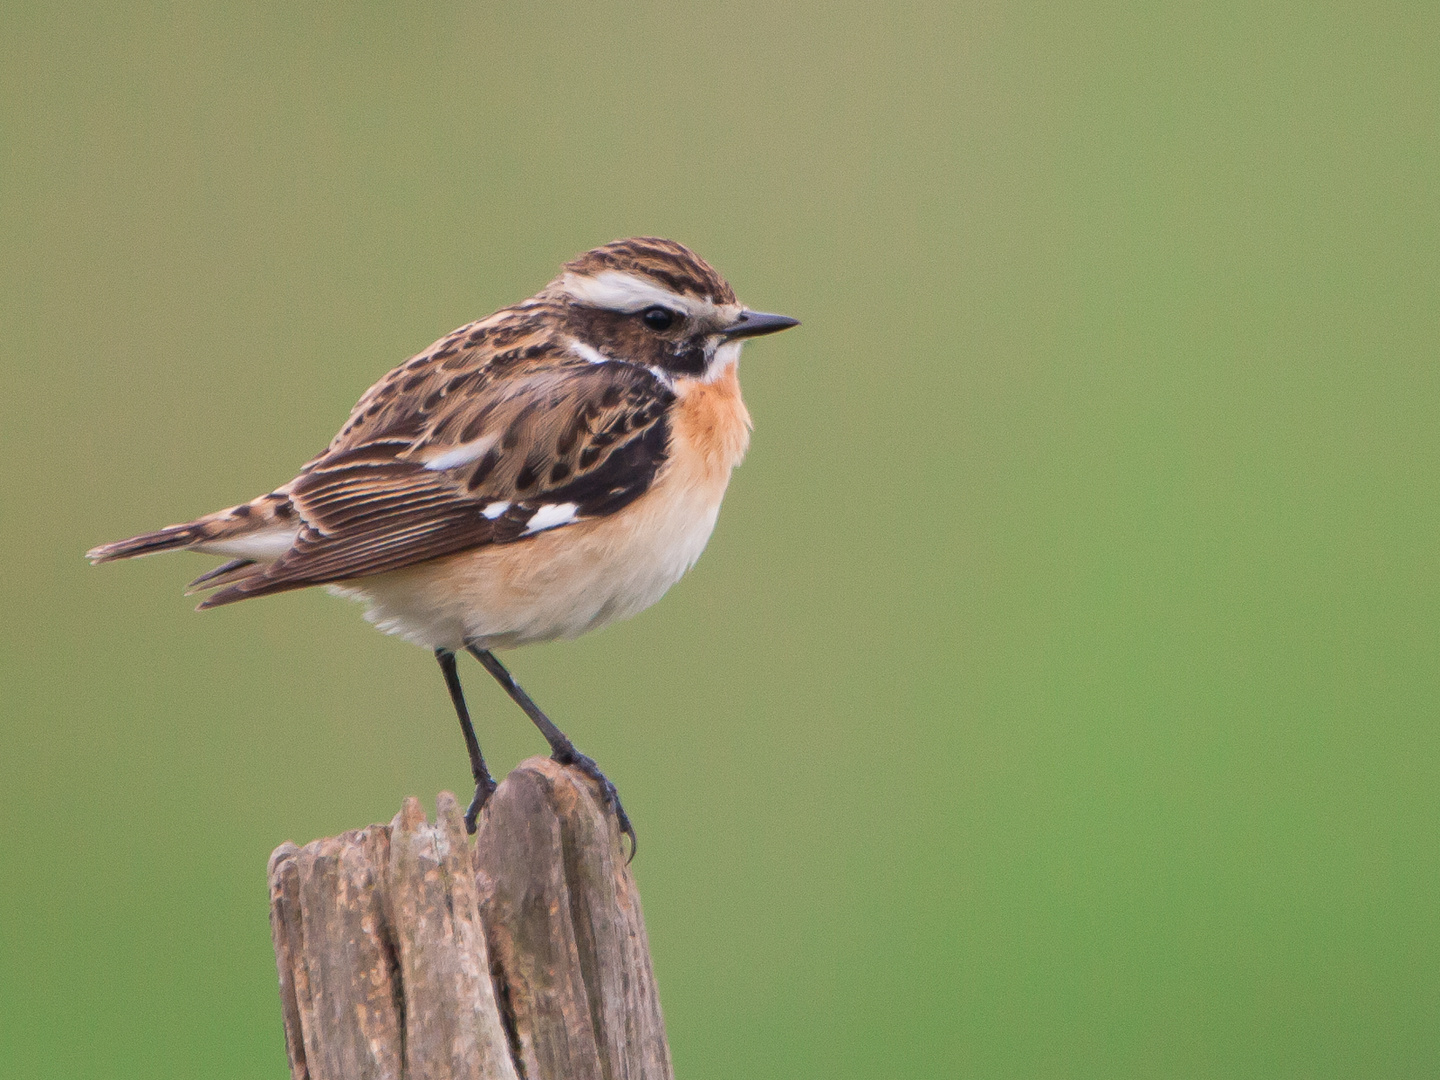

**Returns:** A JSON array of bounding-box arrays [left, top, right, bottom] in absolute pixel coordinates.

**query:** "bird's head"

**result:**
[[546, 237, 798, 383]]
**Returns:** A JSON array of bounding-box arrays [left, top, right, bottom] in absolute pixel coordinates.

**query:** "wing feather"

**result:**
[[199, 324, 675, 607]]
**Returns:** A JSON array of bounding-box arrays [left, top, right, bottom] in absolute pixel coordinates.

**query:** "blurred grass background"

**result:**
[[2, 2, 1437, 1076]]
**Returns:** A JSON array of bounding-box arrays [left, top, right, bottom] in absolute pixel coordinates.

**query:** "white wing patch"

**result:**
[[481, 501, 511, 520], [425, 434, 499, 472], [522, 502, 580, 535]]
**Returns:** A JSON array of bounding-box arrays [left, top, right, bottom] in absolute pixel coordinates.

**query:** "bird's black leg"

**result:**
[[436, 647, 497, 834], [466, 644, 636, 860]]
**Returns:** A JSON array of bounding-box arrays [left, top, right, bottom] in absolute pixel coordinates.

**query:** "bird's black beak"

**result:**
[[722, 310, 801, 340]]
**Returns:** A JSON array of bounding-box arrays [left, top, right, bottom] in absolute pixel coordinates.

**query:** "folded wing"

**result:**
[[199, 354, 675, 607]]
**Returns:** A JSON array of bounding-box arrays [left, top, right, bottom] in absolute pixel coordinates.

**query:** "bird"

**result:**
[[87, 237, 799, 854]]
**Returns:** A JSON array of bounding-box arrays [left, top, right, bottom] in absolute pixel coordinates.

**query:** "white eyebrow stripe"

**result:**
[[560, 270, 696, 315], [568, 338, 611, 365], [522, 502, 579, 534], [424, 433, 498, 471]]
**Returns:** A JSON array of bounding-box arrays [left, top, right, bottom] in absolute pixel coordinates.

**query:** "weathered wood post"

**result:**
[[267, 757, 673, 1080]]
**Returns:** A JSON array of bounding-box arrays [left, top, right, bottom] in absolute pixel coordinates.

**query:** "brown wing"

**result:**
[[322, 307, 559, 455], [198, 319, 675, 607]]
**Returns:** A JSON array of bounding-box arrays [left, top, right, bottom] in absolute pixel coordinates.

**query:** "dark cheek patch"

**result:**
[[667, 343, 707, 377], [565, 308, 710, 378]]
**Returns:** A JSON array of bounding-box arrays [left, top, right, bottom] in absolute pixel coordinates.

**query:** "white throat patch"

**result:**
[[703, 338, 745, 383]]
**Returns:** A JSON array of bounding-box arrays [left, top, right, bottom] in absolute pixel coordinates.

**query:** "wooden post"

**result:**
[[268, 757, 673, 1080]]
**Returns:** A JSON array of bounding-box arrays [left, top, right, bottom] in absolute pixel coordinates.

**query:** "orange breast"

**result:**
[[670, 364, 751, 481]]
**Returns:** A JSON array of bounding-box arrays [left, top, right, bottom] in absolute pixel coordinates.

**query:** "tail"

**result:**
[[87, 520, 221, 563], [87, 493, 300, 601]]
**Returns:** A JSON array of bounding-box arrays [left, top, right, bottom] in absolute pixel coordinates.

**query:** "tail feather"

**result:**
[[87, 493, 300, 611], [87, 522, 212, 564], [196, 573, 314, 609], [185, 558, 258, 593]]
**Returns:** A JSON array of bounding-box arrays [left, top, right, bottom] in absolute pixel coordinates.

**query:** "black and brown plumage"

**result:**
[[88, 237, 799, 848]]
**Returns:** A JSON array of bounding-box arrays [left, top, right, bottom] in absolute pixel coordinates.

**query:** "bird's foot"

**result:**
[[464, 773, 498, 835], [552, 749, 636, 861]]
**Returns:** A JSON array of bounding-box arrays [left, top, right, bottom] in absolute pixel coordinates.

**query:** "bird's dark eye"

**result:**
[[641, 307, 676, 331]]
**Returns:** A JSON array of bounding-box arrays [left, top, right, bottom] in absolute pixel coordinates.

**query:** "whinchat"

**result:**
[[89, 237, 799, 850]]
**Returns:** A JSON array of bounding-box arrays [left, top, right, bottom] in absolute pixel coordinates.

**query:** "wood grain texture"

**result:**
[[267, 759, 670, 1080], [475, 758, 673, 1080]]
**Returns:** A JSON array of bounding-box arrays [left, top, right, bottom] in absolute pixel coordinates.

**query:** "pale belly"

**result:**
[[331, 456, 729, 651]]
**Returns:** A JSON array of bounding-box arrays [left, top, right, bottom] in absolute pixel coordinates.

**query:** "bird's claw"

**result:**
[[552, 750, 637, 861], [464, 774, 498, 835]]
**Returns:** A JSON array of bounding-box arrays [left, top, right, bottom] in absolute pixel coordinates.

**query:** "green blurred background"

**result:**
[[3, 3, 1436, 1076]]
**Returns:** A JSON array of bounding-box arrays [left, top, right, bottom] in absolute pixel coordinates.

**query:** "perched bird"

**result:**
[[88, 237, 798, 852]]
